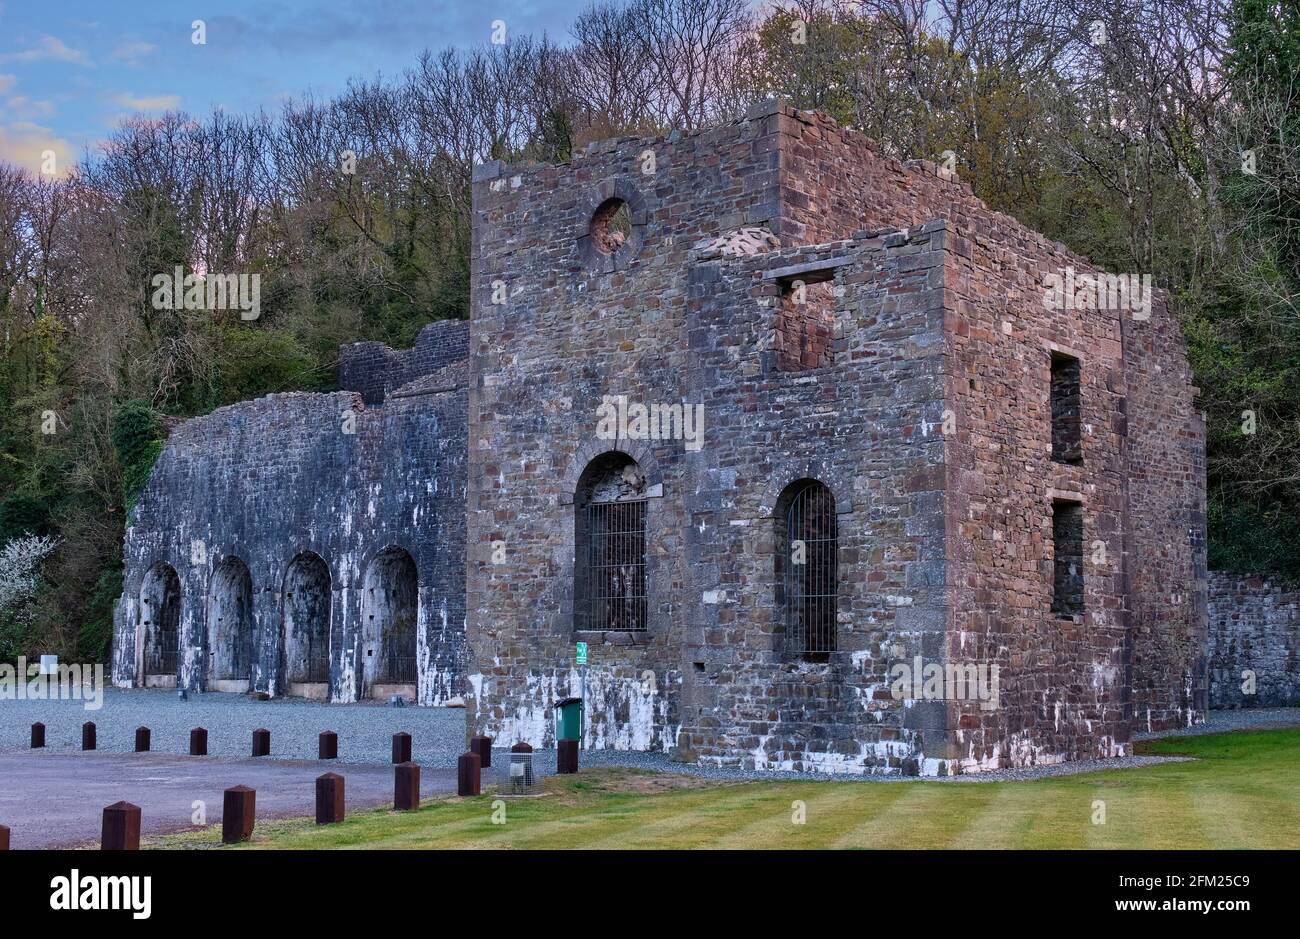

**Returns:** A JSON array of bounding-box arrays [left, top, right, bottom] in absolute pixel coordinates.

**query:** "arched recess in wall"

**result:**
[[139, 562, 181, 688], [206, 555, 255, 692], [361, 546, 418, 700], [280, 551, 332, 699], [774, 479, 839, 661], [574, 451, 648, 632]]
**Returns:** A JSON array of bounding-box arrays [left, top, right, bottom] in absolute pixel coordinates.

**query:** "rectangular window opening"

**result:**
[[776, 274, 837, 372], [579, 499, 647, 632], [1050, 352, 1082, 464], [1051, 499, 1084, 617]]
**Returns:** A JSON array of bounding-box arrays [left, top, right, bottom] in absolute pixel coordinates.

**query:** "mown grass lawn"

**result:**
[[154, 730, 1300, 850]]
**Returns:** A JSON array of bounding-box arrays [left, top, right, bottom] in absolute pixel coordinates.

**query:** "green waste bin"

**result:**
[[557, 697, 583, 741]]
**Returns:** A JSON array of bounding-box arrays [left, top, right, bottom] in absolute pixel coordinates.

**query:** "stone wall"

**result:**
[[466, 116, 790, 751], [1208, 572, 1300, 708], [774, 102, 1207, 745], [339, 320, 470, 405], [677, 228, 950, 774], [466, 100, 1207, 772], [939, 214, 1133, 769], [112, 322, 470, 705]]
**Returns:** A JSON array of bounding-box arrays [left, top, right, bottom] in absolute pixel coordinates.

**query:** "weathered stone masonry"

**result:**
[[111, 319, 470, 705], [112, 100, 1224, 776], [1208, 572, 1300, 708], [465, 100, 1208, 774]]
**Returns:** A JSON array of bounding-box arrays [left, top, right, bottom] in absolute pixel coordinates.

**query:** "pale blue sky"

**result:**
[[0, 0, 585, 172]]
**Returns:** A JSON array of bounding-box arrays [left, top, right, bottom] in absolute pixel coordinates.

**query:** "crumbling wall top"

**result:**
[[338, 318, 469, 405]]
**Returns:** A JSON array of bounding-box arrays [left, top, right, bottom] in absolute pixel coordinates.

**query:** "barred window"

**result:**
[[575, 452, 647, 631], [775, 479, 838, 659]]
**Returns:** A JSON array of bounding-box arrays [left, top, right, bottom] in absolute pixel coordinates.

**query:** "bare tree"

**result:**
[[629, 0, 754, 130]]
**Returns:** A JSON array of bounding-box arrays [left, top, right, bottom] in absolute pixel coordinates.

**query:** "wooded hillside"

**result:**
[[1, 0, 1295, 660]]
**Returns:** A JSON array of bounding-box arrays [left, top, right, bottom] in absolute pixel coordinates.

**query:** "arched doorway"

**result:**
[[281, 552, 332, 699], [206, 555, 254, 692], [361, 547, 417, 701], [139, 562, 181, 688]]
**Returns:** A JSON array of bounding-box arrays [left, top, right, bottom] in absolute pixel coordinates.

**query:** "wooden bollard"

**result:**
[[319, 731, 338, 759], [101, 801, 141, 850], [394, 762, 420, 810], [511, 742, 533, 752], [470, 734, 493, 768], [557, 738, 579, 774], [457, 752, 481, 797], [0, 824, 9, 850], [222, 786, 256, 844], [81, 722, 96, 751], [251, 728, 270, 757], [135, 727, 151, 752], [189, 727, 208, 756], [392, 732, 412, 764], [315, 773, 345, 824], [30, 722, 44, 748]]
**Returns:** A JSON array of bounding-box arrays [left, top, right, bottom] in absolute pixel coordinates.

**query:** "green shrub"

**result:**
[[111, 401, 165, 513]]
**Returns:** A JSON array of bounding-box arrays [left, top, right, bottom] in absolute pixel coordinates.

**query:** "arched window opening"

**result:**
[[775, 480, 838, 660], [575, 452, 648, 632]]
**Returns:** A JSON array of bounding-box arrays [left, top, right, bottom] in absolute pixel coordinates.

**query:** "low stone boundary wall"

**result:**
[[1208, 572, 1300, 708]]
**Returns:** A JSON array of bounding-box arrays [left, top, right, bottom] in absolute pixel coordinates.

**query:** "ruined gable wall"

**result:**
[[112, 377, 469, 705], [677, 228, 950, 774], [467, 118, 785, 750], [772, 102, 1207, 743]]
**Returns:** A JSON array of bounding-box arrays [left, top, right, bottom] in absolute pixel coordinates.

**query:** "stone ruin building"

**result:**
[[112, 321, 470, 706], [113, 100, 1287, 775]]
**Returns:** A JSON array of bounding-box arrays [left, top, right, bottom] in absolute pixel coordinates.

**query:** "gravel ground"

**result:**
[[532, 706, 1300, 784], [0, 687, 467, 766], [533, 747, 1193, 783], [4, 688, 1295, 782], [1132, 706, 1300, 740]]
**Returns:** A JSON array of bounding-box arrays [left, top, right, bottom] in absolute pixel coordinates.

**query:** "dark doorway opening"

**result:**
[[362, 547, 418, 700], [140, 563, 181, 688], [281, 552, 332, 699], [207, 556, 255, 691]]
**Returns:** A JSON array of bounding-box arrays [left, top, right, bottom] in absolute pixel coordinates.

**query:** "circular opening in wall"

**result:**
[[591, 198, 632, 256]]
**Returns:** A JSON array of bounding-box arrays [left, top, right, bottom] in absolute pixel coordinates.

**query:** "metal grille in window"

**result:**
[[147, 621, 178, 676], [583, 499, 647, 631], [780, 482, 838, 658], [379, 620, 417, 683], [305, 637, 330, 684]]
